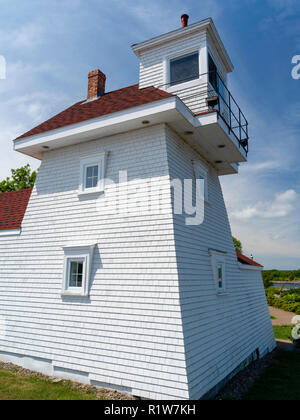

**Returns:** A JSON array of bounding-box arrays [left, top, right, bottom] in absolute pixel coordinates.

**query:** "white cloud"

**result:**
[[0, 23, 44, 49], [111, 0, 223, 35], [0, 58, 73, 180], [231, 223, 300, 259], [232, 189, 297, 220], [242, 160, 281, 172]]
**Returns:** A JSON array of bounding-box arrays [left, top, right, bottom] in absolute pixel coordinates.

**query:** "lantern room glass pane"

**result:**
[[170, 53, 199, 86]]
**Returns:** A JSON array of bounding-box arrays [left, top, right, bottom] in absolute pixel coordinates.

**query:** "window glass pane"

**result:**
[[85, 165, 98, 189], [69, 261, 84, 288], [86, 166, 93, 178], [77, 274, 82, 287], [86, 177, 93, 188], [70, 262, 78, 275], [208, 54, 218, 91], [70, 276, 77, 287], [78, 263, 83, 274], [170, 53, 199, 86], [218, 265, 223, 288], [93, 165, 99, 178]]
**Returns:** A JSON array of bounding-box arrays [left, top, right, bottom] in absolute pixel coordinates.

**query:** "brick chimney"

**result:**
[[87, 69, 106, 100], [181, 14, 189, 28]]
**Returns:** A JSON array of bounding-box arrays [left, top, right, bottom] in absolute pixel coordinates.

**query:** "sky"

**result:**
[[0, 0, 299, 269]]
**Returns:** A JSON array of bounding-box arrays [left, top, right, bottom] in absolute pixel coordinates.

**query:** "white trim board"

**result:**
[[13, 97, 179, 159], [131, 18, 233, 73], [0, 229, 21, 237], [14, 94, 247, 175]]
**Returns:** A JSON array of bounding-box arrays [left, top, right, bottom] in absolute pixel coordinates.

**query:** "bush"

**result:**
[[265, 287, 300, 315]]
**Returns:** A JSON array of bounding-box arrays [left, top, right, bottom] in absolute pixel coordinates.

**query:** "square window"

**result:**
[[170, 52, 199, 86], [78, 153, 107, 197]]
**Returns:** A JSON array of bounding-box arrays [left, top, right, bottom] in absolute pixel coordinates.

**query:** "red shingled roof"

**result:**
[[0, 188, 32, 231], [236, 251, 263, 267], [16, 84, 173, 140]]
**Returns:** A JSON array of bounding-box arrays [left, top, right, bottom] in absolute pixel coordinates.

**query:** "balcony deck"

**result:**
[[158, 71, 249, 174]]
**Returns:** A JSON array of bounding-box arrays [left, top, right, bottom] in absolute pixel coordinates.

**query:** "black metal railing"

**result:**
[[209, 71, 249, 154], [158, 71, 249, 154]]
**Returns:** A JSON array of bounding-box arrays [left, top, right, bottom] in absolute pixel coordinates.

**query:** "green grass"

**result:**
[[271, 316, 277, 320], [244, 351, 300, 400], [0, 369, 104, 400], [273, 325, 293, 341]]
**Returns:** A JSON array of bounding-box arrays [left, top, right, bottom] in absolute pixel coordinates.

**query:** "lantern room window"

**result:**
[[170, 52, 199, 86]]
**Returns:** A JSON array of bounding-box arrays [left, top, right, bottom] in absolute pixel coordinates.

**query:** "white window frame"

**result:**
[[61, 244, 96, 297], [193, 160, 208, 203], [209, 249, 227, 295], [164, 47, 203, 92], [78, 152, 107, 197]]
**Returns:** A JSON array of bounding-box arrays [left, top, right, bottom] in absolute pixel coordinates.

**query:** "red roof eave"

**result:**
[[0, 188, 32, 231], [15, 85, 173, 141], [236, 251, 263, 268]]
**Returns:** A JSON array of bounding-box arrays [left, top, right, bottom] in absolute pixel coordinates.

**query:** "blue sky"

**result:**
[[0, 0, 299, 269]]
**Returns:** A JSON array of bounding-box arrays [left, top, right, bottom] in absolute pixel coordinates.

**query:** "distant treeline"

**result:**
[[262, 269, 300, 288]]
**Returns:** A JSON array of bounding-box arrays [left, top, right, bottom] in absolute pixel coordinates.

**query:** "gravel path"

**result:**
[[0, 361, 136, 400], [269, 306, 294, 325], [215, 351, 276, 400]]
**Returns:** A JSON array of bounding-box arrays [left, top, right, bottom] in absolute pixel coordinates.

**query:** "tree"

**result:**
[[0, 164, 38, 193], [232, 236, 243, 254]]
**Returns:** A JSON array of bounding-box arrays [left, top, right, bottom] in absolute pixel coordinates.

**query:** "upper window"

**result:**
[[85, 165, 99, 189], [79, 152, 107, 196], [170, 52, 199, 86]]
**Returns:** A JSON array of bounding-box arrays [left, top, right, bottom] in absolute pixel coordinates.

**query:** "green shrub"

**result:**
[[265, 287, 300, 315]]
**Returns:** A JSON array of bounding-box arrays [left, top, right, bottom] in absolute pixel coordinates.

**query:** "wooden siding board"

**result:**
[[165, 125, 276, 399]]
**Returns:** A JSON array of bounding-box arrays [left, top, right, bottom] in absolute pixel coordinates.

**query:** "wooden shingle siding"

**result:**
[[0, 123, 275, 399], [165, 126, 276, 399], [0, 125, 190, 400]]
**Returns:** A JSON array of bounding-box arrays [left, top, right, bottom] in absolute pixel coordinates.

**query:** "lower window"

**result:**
[[61, 244, 96, 297], [209, 250, 227, 295], [68, 258, 84, 288]]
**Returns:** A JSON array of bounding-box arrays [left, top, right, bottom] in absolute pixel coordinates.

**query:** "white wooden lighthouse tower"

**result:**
[[0, 15, 276, 400]]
